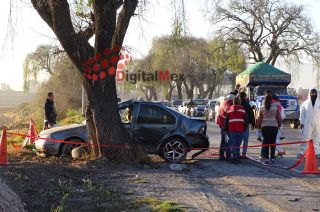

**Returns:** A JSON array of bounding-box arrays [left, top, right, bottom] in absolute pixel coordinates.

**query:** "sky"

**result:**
[[0, 0, 320, 91]]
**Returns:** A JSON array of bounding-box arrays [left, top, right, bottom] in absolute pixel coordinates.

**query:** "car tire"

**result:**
[[160, 138, 188, 163], [71, 146, 89, 159], [60, 139, 83, 157]]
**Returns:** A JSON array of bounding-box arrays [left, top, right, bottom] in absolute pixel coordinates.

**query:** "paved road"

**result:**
[[169, 122, 320, 211], [122, 122, 320, 211], [204, 122, 308, 172]]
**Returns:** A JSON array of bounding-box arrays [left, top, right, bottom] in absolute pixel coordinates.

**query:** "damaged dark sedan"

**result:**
[[35, 100, 209, 163]]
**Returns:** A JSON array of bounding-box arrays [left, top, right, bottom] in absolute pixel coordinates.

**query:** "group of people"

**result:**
[[216, 87, 320, 164], [216, 91, 255, 163]]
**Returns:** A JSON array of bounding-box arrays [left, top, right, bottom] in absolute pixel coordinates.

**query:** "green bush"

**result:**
[[59, 109, 84, 125]]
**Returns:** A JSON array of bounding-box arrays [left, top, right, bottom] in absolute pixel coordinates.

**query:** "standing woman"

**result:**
[[256, 95, 282, 164]]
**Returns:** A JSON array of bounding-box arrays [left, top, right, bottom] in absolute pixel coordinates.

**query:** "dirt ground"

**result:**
[[1, 148, 320, 212], [1, 123, 320, 211]]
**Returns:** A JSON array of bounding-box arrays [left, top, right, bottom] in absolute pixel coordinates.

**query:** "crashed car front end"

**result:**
[[179, 118, 209, 149], [35, 131, 61, 156]]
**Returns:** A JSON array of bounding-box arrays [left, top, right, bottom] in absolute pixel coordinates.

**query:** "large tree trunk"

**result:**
[[150, 87, 158, 101], [31, 0, 142, 161], [183, 79, 194, 99], [85, 78, 132, 159], [165, 82, 175, 101], [176, 80, 183, 99], [208, 86, 215, 99]]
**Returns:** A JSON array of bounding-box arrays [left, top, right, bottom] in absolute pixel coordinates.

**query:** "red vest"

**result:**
[[227, 105, 246, 132], [216, 100, 232, 128]]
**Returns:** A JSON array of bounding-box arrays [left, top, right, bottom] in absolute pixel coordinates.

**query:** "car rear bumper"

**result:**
[[185, 134, 209, 149], [284, 110, 300, 120]]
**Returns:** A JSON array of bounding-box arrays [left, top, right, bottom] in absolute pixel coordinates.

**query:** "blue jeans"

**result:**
[[219, 128, 231, 159], [241, 128, 249, 155], [228, 132, 242, 159]]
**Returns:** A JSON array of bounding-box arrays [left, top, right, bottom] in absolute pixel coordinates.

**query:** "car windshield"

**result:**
[[172, 100, 183, 106], [254, 86, 288, 96], [193, 99, 208, 106], [209, 101, 216, 108]]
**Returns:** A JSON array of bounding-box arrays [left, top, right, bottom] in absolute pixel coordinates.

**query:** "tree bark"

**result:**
[[183, 79, 194, 99], [166, 83, 175, 101], [176, 80, 183, 99], [31, 0, 142, 161]]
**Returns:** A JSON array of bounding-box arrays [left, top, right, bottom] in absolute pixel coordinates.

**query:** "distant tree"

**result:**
[[23, 45, 61, 92], [207, 39, 246, 93], [0, 83, 12, 91], [210, 0, 320, 65]]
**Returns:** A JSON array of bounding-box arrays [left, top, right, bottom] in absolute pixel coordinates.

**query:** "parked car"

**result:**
[[157, 101, 174, 108], [35, 100, 209, 163], [192, 99, 208, 117], [204, 100, 217, 121], [178, 100, 196, 116], [171, 99, 183, 110]]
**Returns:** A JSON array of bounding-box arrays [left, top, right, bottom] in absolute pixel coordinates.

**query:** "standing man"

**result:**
[[216, 93, 235, 160], [298, 88, 320, 158], [44, 92, 57, 130], [239, 92, 255, 158], [225, 96, 248, 163]]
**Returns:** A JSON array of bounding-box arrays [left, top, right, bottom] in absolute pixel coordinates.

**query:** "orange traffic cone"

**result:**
[[22, 119, 37, 147], [30, 119, 37, 144], [0, 129, 8, 166], [303, 140, 320, 174]]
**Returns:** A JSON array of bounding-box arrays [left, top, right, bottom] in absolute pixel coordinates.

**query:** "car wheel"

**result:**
[[71, 146, 89, 159], [60, 139, 83, 157], [161, 138, 188, 163]]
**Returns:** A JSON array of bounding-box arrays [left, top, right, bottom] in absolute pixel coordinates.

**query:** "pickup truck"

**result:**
[[236, 62, 300, 128], [35, 100, 209, 163]]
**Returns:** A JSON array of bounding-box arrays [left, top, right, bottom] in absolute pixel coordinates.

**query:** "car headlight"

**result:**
[[199, 126, 207, 135], [37, 133, 51, 140]]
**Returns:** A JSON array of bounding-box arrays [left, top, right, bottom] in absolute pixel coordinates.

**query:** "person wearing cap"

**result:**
[[216, 93, 235, 160], [225, 96, 248, 163], [298, 88, 320, 158]]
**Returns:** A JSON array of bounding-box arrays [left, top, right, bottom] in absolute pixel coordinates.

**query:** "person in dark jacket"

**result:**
[[239, 92, 255, 158], [44, 92, 57, 129]]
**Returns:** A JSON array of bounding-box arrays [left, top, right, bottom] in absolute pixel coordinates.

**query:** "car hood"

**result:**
[[39, 123, 85, 136]]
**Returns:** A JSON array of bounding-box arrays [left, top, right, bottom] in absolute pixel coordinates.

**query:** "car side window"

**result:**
[[137, 104, 175, 124], [119, 106, 133, 124]]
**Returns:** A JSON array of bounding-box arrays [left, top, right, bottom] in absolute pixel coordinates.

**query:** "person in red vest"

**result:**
[[225, 96, 248, 163], [216, 93, 235, 160]]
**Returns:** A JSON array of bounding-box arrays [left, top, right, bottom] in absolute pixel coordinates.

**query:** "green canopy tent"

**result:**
[[236, 62, 291, 87]]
